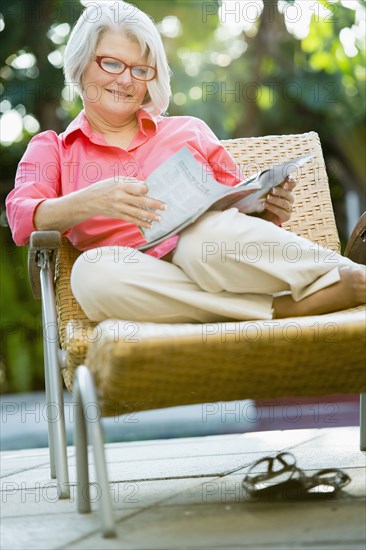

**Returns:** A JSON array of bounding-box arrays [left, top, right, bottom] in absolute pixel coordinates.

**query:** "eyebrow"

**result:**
[[96, 54, 148, 64]]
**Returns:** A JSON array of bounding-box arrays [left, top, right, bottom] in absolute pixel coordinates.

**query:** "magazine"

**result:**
[[137, 147, 312, 250]]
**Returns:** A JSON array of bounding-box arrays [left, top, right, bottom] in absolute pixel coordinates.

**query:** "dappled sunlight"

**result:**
[[339, 27, 358, 57], [47, 22, 70, 44], [0, 110, 23, 145], [47, 49, 64, 69], [157, 15, 182, 38], [278, 0, 314, 40], [7, 52, 36, 70], [219, 0, 264, 35]]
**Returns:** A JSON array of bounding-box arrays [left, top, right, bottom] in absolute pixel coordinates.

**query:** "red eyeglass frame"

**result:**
[[92, 56, 157, 81]]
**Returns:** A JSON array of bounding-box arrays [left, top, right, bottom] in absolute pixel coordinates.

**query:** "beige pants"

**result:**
[[71, 209, 355, 323]]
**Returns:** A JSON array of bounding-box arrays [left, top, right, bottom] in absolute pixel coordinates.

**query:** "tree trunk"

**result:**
[[236, 0, 292, 137]]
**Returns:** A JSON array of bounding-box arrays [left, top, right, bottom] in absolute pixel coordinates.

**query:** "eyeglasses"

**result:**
[[242, 451, 351, 501], [92, 56, 157, 81]]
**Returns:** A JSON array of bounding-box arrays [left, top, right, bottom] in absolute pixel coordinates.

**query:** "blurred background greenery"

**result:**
[[0, 0, 365, 394]]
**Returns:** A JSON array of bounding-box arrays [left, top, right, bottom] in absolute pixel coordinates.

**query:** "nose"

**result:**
[[114, 70, 144, 96], [114, 67, 133, 84]]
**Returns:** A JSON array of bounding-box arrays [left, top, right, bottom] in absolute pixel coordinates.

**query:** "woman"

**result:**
[[6, 1, 365, 323]]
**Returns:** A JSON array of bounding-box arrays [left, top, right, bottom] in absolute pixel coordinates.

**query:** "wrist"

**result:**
[[72, 186, 95, 219]]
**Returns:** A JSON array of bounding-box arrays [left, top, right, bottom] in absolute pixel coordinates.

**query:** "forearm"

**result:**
[[34, 187, 94, 233]]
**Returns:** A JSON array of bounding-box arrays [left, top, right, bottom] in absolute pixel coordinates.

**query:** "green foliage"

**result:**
[[0, 0, 365, 393], [0, 231, 44, 393]]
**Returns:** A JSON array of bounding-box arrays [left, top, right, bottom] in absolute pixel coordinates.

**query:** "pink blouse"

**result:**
[[6, 109, 242, 258]]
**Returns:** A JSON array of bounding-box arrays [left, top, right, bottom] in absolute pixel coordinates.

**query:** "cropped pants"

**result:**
[[71, 209, 355, 323]]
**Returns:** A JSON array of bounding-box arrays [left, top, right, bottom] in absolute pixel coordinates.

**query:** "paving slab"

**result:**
[[2, 512, 106, 550], [63, 500, 366, 550], [1, 477, 217, 518], [0, 427, 365, 550], [0, 448, 74, 478]]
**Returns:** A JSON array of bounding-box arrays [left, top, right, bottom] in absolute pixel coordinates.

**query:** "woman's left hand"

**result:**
[[258, 176, 297, 225]]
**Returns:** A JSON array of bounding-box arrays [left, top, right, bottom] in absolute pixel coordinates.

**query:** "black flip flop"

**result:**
[[242, 452, 351, 501]]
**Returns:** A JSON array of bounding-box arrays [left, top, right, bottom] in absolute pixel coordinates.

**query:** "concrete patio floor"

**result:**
[[1, 426, 365, 549]]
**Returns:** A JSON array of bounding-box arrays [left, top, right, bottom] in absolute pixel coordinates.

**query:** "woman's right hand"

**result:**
[[85, 176, 167, 228], [33, 176, 166, 234]]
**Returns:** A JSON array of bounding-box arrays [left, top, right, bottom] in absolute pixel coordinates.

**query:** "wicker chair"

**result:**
[[28, 132, 366, 537]]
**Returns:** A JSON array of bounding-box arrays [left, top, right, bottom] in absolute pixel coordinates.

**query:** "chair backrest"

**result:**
[[55, 131, 340, 347], [222, 131, 340, 250]]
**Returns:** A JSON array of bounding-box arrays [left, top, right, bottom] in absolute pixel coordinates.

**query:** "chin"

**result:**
[[101, 102, 138, 117]]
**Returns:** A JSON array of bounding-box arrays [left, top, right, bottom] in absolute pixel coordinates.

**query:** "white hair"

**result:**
[[63, 1, 171, 116]]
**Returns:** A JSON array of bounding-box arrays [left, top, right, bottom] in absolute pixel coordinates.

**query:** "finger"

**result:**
[[130, 194, 167, 211], [268, 196, 293, 213], [265, 195, 293, 217], [269, 187, 295, 204], [126, 204, 163, 223], [116, 212, 151, 228], [283, 176, 297, 191], [264, 201, 291, 223], [121, 184, 167, 210], [118, 180, 168, 210], [135, 219, 152, 229], [112, 194, 162, 223], [122, 181, 149, 195]]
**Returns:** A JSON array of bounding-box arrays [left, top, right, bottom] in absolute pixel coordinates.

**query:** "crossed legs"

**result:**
[[71, 209, 365, 322]]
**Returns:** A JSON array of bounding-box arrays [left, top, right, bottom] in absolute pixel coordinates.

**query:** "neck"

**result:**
[[84, 106, 139, 136]]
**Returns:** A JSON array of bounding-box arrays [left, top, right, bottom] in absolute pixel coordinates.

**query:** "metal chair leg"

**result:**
[[40, 260, 70, 498], [360, 393, 366, 451], [73, 365, 116, 538], [43, 340, 56, 479], [74, 385, 91, 514]]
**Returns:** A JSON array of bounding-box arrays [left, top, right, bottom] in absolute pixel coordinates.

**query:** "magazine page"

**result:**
[[139, 147, 260, 244]]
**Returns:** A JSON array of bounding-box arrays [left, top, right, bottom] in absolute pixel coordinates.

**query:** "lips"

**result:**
[[106, 89, 132, 99]]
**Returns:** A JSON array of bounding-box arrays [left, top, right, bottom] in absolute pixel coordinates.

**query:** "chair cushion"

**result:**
[[80, 306, 366, 417]]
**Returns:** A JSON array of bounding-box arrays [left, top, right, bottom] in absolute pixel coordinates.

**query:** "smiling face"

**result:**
[[81, 30, 149, 124]]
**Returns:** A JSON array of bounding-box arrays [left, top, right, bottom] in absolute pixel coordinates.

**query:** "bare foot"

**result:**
[[273, 265, 366, 318]]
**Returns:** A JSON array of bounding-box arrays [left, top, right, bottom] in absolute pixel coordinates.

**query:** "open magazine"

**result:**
[[138, 147, 313, 250]]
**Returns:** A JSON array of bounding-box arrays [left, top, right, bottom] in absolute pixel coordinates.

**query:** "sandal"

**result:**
[[242, 451, 351, 501]]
